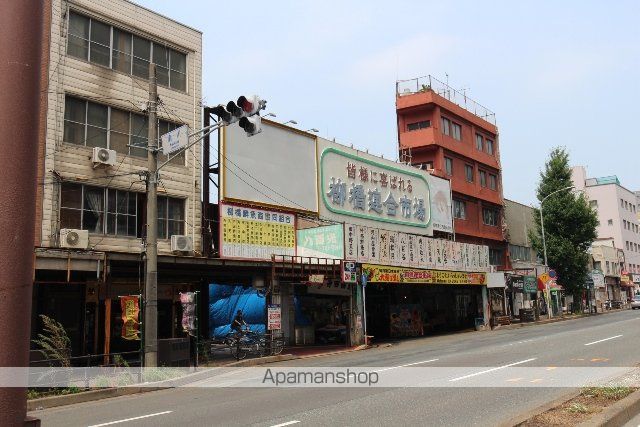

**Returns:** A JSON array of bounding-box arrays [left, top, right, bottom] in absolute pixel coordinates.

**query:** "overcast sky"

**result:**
[[135, 0, 640, 205]]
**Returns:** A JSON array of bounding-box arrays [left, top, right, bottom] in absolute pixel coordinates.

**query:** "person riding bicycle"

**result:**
[[231, 310, 248, 337]]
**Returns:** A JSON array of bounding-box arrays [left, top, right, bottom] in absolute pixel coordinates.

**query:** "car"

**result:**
[[632, 296, 640, 310]]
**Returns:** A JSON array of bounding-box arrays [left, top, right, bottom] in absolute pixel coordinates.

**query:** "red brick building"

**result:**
[[396, 75, 506, 269]]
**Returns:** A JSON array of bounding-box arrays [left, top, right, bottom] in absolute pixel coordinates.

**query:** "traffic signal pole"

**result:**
[[144, 64, 158, 367]]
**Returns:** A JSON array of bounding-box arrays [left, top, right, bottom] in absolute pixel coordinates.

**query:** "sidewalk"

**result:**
[[494, 307, 629, 331], [204, 344, 361, 367]]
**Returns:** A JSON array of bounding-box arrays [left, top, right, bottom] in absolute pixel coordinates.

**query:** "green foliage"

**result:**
[[582, 386, 635, 400], [32, 315, 72, 367], [528, 148, 598, 299], [567, 402, 589, 414]]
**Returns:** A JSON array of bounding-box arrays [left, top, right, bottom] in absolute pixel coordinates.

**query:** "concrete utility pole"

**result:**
[[0, 0, 43, 424], [144, 64, 158, 367]]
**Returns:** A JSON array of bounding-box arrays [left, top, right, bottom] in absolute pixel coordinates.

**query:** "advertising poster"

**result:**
[[417, 235, 427, 267], [356, 226, 370, 263], [180, 292, 196, 335], [379, 229, 390, 265], [267, 304, 282, 330], [368, 227, 380, 264], [428, 175, 453, 234], [362, 264, 487, 285], [408, 234, 418, 267], [220, 203, 295, 260], [297, 224, 344, 259], [389, 231, 399, 265], [344, 223, 357, 261], [425, 237, 436, 269], [398, 233, 409, 266], [434, 239, 444, 270], [389, 304, 423, 338], [120, 296, 140, 341]]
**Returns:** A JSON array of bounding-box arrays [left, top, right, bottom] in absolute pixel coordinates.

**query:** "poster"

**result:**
[[429, 175, 453, 233], [120, 296, 140, 341], [267, 304, 282, 330], [220, 202, 295, 260], [398, 233, 409, 266], [417, 235, 427, 268], [356, 226, 369, 263], [389, 231, 399, 265], [344, 223, 357, 261], [368, 227, 380, 264], [297, 224, 344, 259], [379, 229, 390, 265], [408, 234, 418, 267], [342, 261, 357, 283], [180, 292, 196, 335]]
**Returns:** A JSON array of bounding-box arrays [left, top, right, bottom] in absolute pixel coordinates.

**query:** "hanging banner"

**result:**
[[379, 229, 390, 265], [399, 233, 409, 266], [180, 292, 196, 335], [417, 235, 427, 267], [362, 264, 486, 285], [267, 304, 282, 330], [429, 175, 453, 233], [344, 223, 357, 261], [389, 231, 399, 265], [356, 226, 369, 263], [120, 296, 140, 341], [297, 224, 344, 259], [368, 227, 380, 264], [408, 234, 418, 267]]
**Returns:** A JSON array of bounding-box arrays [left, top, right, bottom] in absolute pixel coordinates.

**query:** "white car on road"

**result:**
[[632, 295, 640, 309]]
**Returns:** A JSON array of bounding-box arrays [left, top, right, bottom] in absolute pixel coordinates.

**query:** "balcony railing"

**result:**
[[397, 75, 496, 125]]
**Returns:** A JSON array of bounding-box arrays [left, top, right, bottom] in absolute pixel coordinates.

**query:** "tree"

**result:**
[[529, 148, 598, 306]]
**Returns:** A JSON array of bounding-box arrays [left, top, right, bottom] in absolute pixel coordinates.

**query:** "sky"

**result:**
[[135, 0, 640, 205]]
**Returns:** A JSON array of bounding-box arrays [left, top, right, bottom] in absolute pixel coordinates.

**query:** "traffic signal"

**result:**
[[210, 95, 266, 136]]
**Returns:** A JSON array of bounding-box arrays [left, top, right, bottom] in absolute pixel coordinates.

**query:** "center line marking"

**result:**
[[449, 358, 537, 382], [270, 421, 300, 427], [375, 358, 439, 372], [584, 335, 622, 346], [88, 411, 172, 427]]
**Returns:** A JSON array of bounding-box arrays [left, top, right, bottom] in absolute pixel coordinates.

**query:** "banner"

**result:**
[[362, 264, 486, 285], [429, 175, 453, 233], [344, 223, 357, 261], [267, 304, 281, 330], [120, 296, 140, 341], [180, 292, 196, 335], [297, 224, 344, 259]]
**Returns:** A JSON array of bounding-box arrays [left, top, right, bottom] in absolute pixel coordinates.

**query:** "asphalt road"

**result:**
[[30, 310, 640, 427]]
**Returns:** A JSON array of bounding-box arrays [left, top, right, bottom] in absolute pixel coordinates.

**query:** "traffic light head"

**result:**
[[211, 104, 234, 124], [226, 100, 244, 119], [239, 115, 262, 137], [237, 95, 266, 116]]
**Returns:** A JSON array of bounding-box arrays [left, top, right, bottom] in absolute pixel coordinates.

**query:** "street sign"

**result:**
[[267, 304, 281, 330], [161, 125, 189, 155], [341, 261, 357, 283], [361, 272, 368, 287], [548, 269, 557, 279]]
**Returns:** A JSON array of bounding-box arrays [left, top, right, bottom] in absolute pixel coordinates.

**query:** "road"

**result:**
[[30, 310, 640, 427]]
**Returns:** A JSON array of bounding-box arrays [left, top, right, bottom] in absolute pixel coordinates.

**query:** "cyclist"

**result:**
[[231, 309, 247, 337]]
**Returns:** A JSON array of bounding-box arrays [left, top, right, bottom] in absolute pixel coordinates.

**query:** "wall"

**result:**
[[41, 0, 202, 255]]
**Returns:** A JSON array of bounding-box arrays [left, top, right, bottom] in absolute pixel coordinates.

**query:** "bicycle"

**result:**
[[227, 327, 265, 360]]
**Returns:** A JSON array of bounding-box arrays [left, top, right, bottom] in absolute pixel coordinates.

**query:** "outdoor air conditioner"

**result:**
[[59, 228, 89, 249], [171, 235, 193, 253], [92, 147, 116, 167]]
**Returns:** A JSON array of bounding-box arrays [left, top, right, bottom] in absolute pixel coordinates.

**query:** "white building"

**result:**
[[33, 0, 202, 356], [572, 167, 640, 294]]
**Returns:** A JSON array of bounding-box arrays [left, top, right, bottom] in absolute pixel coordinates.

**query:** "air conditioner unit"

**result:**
[[171, 235, 193, 253], [60, 228, 89, 249], [92, 147, 116, 167]]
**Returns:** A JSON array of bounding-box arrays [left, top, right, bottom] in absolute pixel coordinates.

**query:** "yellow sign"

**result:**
[[362, 264, 486, 285], [120, 296, 140, 341]]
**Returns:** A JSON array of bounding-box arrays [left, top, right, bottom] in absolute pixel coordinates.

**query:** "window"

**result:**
[[608, 219, 613, 226], [407, 120, 431, 131], [475, 134, 483, 151], [625, 201, 629, 210], [483, 207, 499, 226], [67, 11, 188, 91], [589, 200, 598, 209], [451, 122, 462, 141], [441, 117, 451, 136], [479, 170, 487, 187], [444, 157, 453, 176], [453, 199, 466, 219], [489, 174, 497, 190], [486, 139, 494, 155], [489, 248, 503, 266], [60, 183, 184, 238], [606, 261, 610, 275], [465, 164, 474, 182], [621, 199, 625, 207], [593, 261, 601, 272], [158, 197, 184, 239], [509, 244, 532, 262], [624, 220, 628, 229], [626, 241, 630, 250], [64, 95, 185, 164]]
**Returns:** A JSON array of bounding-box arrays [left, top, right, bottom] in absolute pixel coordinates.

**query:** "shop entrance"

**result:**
[[293, 284, 350, 346], [365, 283, 484, 339]]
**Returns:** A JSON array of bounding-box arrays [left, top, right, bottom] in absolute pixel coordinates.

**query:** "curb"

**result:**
[[578, 388, 640, 427], [496, 390, 580, 427], [27, 345, 369, 411]]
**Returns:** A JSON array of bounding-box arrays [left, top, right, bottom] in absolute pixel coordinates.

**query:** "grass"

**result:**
[[581, 386, 635, 400], [567, 402, 589, 414]]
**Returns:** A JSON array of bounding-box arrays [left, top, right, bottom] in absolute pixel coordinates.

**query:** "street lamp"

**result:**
[[539, 184, 576, 318], [283, 120, 297, 125], [306, 128, 319, 133], [263, 113, 277, 118]]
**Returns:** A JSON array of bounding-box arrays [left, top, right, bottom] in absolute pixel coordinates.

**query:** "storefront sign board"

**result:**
[[361, 264, 487, 285]]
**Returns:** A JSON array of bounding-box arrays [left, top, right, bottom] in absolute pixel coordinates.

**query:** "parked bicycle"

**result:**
[[225, 327, 284, 360]]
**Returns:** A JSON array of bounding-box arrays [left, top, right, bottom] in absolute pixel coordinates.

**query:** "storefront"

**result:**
[[292, 282, 351, 345], [361, 264, 488, 339]]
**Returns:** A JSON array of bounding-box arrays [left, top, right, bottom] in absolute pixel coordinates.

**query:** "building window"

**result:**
[[489, 174, 497, 190], [158, 196, 185, 239], [483, 207, 499, 226], [60, 183, 184, 238], [67, 11, 188, 91], [475, 134, 483, 151], [479, 170, 487, 187], [486, 139, 494, 155], [441, 117, 451, 136], [608, 219, 613, 226], [465, 164, 474, 182], [63, 95, 184, 164], [624, 220, 627, 229], [407, 120, 431, 131], [626, 241, 630, 250], [445, 157, 453, 176], [489, 248, 503, 266], [453, 199, 466, 219], [625, 201, 629, 210], [589, 200, 598, 209], [451, 122, 462, 141], [509, 244, 532, 262], [621, 199, 625, 207]]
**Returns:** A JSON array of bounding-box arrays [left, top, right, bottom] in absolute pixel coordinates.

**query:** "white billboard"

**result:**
[[318, 138, 432, 235], [429, 175, 453, 233], [221, 121, 318, 213]]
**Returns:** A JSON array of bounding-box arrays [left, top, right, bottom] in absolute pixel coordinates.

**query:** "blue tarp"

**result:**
[[208, 284, 266, 339]]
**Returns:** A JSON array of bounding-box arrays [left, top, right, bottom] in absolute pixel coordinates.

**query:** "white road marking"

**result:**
[[449, 358, 537, 382], [374, 358, 439, 372], [584, 335, 623, 346], [87, 411, 172, 427], [270, 421, 300, 427]]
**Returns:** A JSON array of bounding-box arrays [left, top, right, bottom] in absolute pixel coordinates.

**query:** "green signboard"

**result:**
[[523, 276, 537, 293], [296, 224, 344, 259]]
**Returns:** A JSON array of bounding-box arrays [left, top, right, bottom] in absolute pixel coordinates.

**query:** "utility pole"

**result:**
[[144, 63, 158, 367]]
